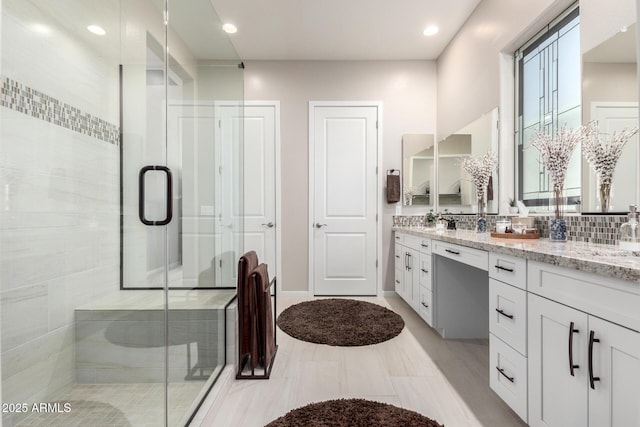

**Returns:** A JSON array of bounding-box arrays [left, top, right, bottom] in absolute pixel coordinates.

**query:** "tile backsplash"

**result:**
[[393, 214, 628, 245]]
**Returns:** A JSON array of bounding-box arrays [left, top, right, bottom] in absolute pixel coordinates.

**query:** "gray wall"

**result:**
[[436, 0, 575, 209], [244, 60, 437, 292], [436, 0, 569, 142]]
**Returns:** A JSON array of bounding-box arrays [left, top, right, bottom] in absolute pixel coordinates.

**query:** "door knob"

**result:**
[[314, 223, 328, 228], [261, 222, 275, 228]]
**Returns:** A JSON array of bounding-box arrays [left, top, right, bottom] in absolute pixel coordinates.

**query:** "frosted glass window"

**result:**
[[515, 5, 581, 211]]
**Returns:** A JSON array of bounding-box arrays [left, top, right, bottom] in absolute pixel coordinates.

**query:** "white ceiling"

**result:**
[[208, 0, 482, 61]]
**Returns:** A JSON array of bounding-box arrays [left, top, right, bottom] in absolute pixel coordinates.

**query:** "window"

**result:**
[[515, 4, 581, 211]]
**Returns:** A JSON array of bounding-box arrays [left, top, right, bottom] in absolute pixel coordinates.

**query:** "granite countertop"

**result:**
[[393, 226, 640, 283]]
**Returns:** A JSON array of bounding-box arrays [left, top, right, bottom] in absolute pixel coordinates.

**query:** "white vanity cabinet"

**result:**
[[528, 262, 640, 427], [488, 252, 528, 422], [417, 242, 433, 326], [393, 227, 640, 427], [394, 232, 432, 317]]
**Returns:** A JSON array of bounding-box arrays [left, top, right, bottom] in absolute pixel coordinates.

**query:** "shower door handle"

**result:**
[[139, 165, 173, 226]]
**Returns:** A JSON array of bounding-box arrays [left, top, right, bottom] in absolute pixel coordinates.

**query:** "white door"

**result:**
[[242, 103, 278, 279], [588, 316, 640, 427], [590, 103, 639, 211], [310, 104, 379, 296], [168, 104, 220, 287], [218, 104, 244, 286], [528, 293, 588, 427]]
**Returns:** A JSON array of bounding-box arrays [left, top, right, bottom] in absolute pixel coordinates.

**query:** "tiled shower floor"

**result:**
[[13, 380, 213, 427]]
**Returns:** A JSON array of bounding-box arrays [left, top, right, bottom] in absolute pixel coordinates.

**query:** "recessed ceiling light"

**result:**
[[31, 24, 51, 35], [423, 25, 439, 37], [87, 25, 106, 36], [222, 23, 237, 34]]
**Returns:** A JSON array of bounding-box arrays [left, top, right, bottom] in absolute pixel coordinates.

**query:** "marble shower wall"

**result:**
[[0, 4, 120, 409]]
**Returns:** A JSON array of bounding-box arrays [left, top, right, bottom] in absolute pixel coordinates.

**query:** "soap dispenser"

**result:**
[[619, 205, 640, 251]]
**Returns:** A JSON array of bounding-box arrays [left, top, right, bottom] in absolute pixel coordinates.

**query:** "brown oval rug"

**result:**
[[265, 398, 444, 426], [276, 299, 404, 346]]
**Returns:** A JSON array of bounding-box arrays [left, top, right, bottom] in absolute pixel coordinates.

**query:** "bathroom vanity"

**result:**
[[393, 227, 640, 426]]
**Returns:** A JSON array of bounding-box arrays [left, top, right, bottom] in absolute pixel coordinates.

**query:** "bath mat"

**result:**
[[265, 398, 444, 427], [276, 299, 404, 346]]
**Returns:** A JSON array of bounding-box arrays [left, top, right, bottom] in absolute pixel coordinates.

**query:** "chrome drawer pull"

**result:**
[[421, 302, 429, 309], [445, 249, 460, 255], [421, 243, 429, 248], [496, 367, 514, 383], [494, 265, 514, 273], [495, 308, 514, 320], [421, 268, 429, 274]]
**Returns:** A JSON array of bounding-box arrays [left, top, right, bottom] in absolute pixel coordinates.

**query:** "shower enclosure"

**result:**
[[1, 0, 243, 425]]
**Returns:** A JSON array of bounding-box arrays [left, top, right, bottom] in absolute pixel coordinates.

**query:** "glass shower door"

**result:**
[[120, 0, 244, 424], [164, 1, 244, 423]]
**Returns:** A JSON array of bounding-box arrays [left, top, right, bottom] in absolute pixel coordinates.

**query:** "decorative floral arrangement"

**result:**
[[403, 185, 417, 196], [581, 120, 639, 212], [460, 152, 498, 232], [460, 152, 498, 203], [403, 184, 417, 204], [531, 124, 590, 218]]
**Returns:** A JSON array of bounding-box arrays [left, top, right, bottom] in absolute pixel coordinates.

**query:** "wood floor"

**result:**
[[191, 295, 527, 427]]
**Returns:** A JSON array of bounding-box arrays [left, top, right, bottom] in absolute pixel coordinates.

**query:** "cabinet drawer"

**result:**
[[394, 232, 404, 244], [489, 252, 526, 290], [418, 286, 433, 326], [432, 240, 488, 271], [419, 238, 431, 254], [489, 279, 527, 355], [394, 269, 402, 294], [419, 253, 432, 290], [395, 244, 403, 266], [528, 261, 640, 332], [490, 334, 528, 423], [404, 234, 421, 251]]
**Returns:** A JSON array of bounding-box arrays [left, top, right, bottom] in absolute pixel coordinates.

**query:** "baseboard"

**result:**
[[381, 290, 399, 297], [278, 290, 398, 298], [278, 290, 313, 297]]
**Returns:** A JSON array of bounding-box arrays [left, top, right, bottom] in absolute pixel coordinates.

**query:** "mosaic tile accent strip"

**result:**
[[393, 214, 629, 245], [1, 75, 119, 145]]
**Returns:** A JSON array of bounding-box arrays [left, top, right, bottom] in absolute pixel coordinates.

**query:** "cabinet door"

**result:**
[[588, 316, 640, 427], [403, 247, 419, 308], [418, 252, 432, 291], [394, 267, 403, 295], [418, 286, 433, 326], [394, 244, 404, 295], [529, 294, 588, 427]]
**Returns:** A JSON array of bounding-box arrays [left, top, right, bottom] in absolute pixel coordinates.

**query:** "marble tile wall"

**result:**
[[393, 214, 629, 245], [0, 4, 121, 412]]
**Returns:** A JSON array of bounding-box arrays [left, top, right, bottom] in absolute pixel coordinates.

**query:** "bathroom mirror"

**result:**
[[437, 108, 499, 214], [402, 134, 435, 207], [581, 0, 638, 212]]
